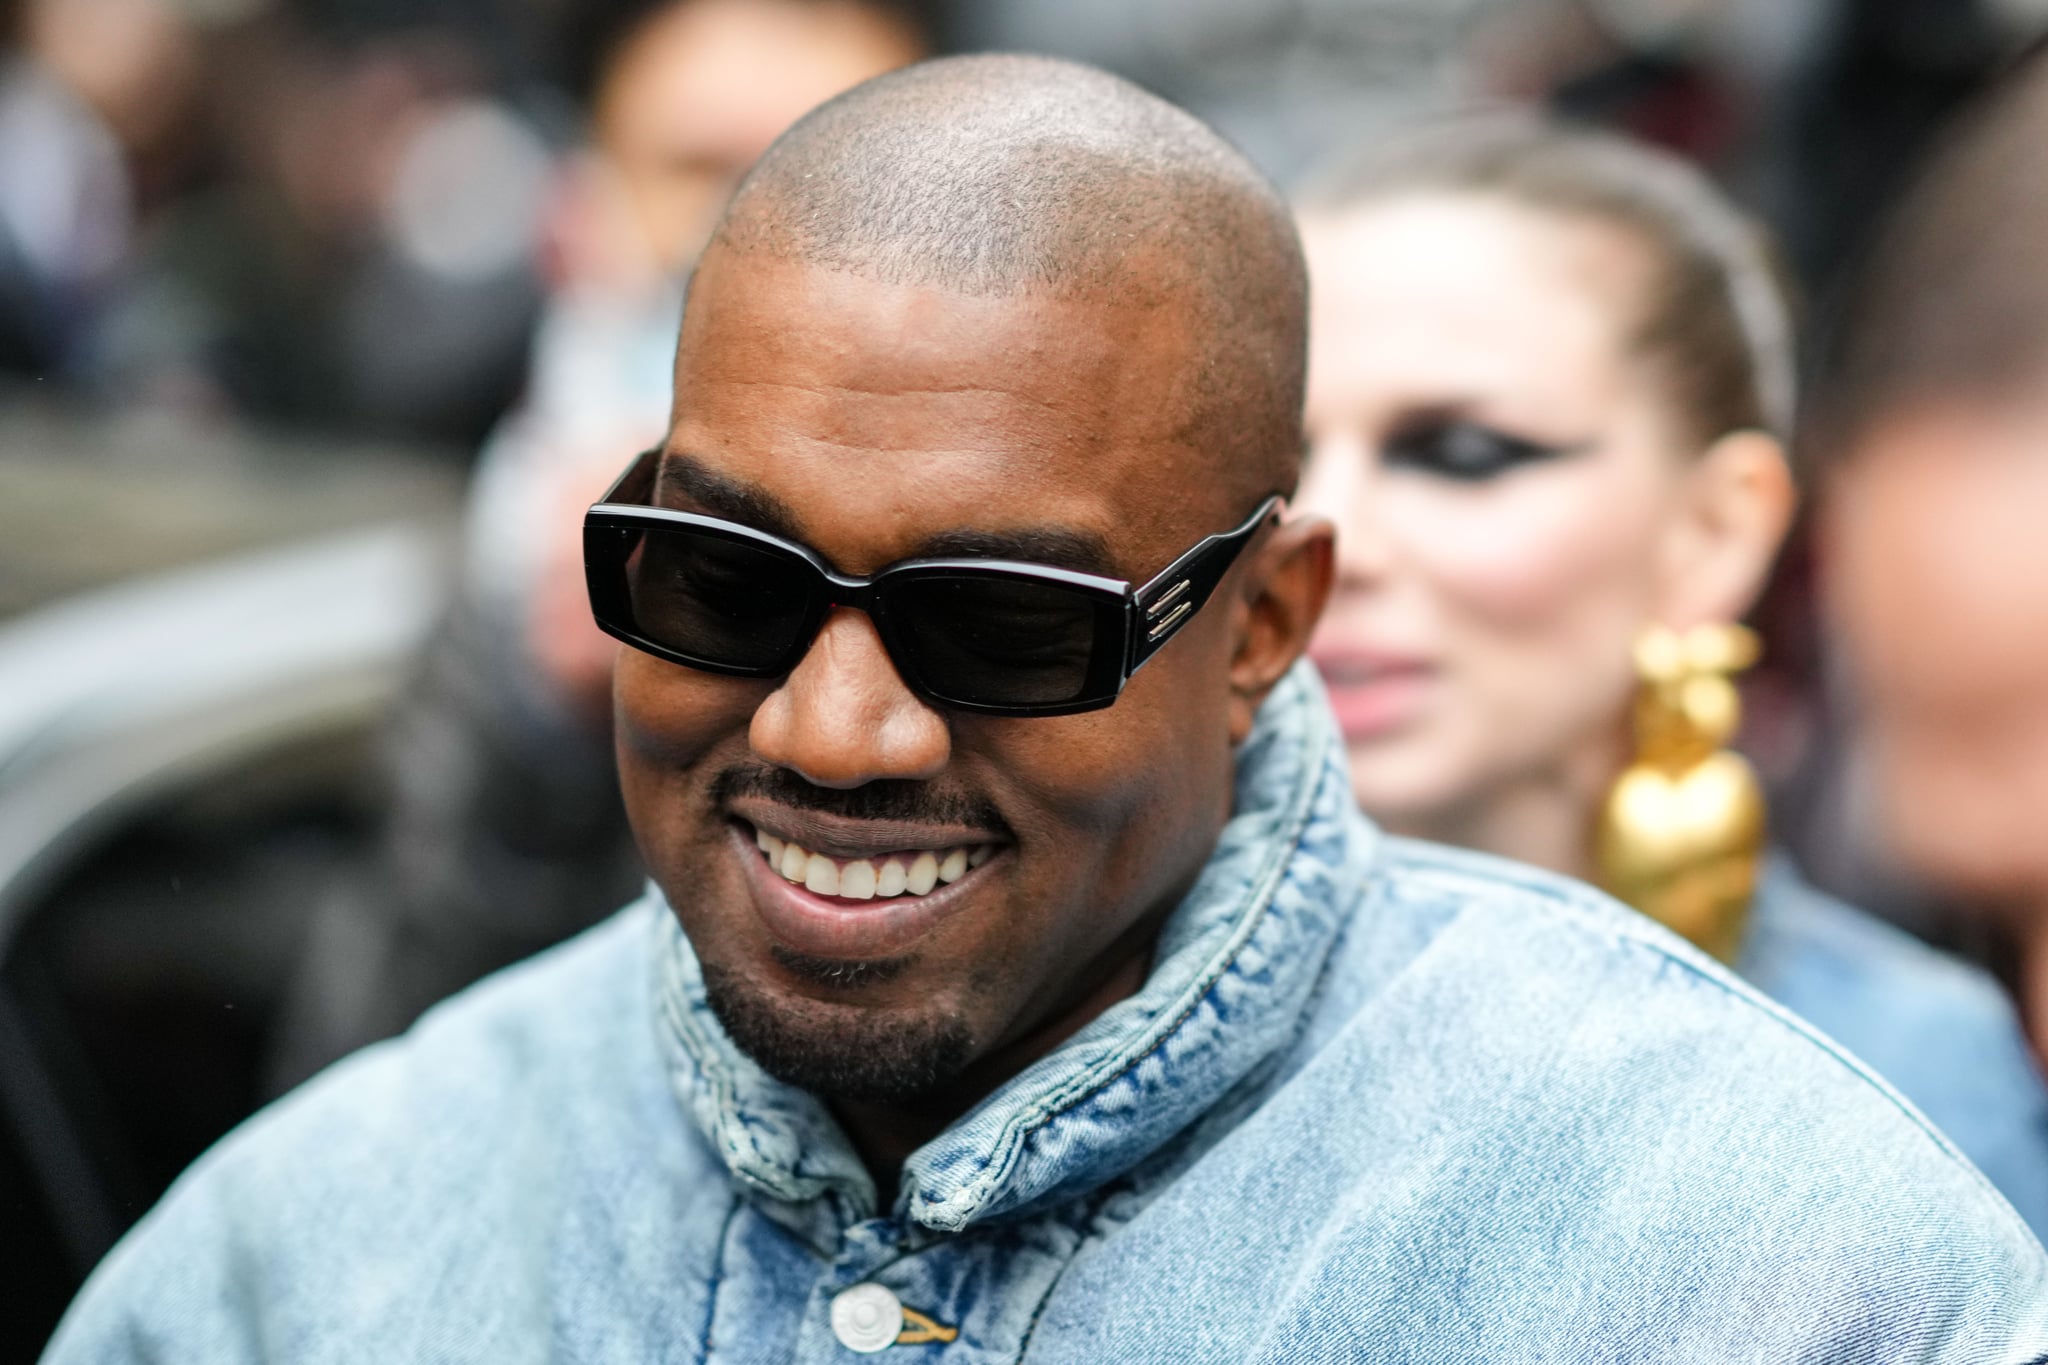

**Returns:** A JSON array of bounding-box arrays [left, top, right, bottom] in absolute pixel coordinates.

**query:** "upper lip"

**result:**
[[1309, 644, 1431, 674], [726, 796, 1005, 861]]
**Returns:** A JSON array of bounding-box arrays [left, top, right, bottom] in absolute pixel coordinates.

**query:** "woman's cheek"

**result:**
[[1391, 472, 1650, 629], [1392, 474, 1659, 747]]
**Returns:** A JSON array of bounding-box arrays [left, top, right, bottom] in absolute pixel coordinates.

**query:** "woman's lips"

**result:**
[[730, 823, 1000, 961], [1311, 647, 1434, 742]]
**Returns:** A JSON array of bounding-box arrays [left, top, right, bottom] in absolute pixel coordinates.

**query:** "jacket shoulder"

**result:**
[[1320, 838, 2036, 1225], [43, 898, 719, 1363], [1041, 840, 2048, 1362]]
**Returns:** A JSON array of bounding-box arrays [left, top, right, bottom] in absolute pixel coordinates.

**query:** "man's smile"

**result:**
[[753, 825, 998, 899], [726, 816, 1007, 963]]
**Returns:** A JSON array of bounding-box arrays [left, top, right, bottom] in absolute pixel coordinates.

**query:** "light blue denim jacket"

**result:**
[[44, 666, 2048, 1362], [1740, 854, 2048, 1239]]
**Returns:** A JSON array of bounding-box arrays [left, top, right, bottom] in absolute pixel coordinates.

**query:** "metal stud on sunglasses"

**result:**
[[584, 447, 1281, 717]]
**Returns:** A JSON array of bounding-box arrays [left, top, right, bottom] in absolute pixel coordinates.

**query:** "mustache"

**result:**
[[709, 763, 1013, 838]]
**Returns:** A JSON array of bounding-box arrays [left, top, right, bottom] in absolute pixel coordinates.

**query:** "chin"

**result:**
[[1342, 735, 1475, 835], [700, 955, 979, 1104]]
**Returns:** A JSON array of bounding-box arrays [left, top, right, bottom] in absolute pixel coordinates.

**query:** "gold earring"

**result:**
[[1594, 623, 1766, 962]]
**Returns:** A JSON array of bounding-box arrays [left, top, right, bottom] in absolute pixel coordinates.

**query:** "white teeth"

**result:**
[[839, 859, 877, 900], [752, 830, 1000, 901], [804, 853, 840, 896]]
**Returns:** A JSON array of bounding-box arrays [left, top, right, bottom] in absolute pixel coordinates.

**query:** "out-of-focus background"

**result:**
[[2, 0, 2045, 1353]]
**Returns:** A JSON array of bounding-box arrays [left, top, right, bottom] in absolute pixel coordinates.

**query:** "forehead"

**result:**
[[666, 249, 1216, 575], [1302, 195, 1651, 415]]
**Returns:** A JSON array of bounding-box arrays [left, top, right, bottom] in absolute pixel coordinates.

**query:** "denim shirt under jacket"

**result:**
[[1739, 853, 2048, 1238], [44, 665, 2048, 1362]]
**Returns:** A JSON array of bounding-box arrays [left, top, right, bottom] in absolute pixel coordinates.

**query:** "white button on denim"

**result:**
[[830, 1283, 902, 1353]]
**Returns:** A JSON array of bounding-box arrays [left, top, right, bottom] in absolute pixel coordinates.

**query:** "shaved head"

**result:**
[[705, 53, 1308, 504]]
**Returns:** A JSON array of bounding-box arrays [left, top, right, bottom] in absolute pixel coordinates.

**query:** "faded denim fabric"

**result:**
[[1739, 854, 2048, 1238], [44, 665, 2048, 1363]]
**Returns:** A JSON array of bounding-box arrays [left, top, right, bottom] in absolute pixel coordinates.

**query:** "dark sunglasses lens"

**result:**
[[625, 526, 815, 670], [886, 574, 1111, 707]]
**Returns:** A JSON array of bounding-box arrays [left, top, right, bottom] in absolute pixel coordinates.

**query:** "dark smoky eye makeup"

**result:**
[[1379, 416, 1586, 483]]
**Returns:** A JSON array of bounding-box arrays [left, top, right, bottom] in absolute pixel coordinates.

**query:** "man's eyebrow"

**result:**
[[656, 449, 1119, 577], [910, 527, 1120, 578], [654, 451, 806, 542]]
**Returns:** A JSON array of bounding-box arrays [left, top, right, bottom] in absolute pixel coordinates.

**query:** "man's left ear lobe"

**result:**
[[1227, 514, 1336, 743]]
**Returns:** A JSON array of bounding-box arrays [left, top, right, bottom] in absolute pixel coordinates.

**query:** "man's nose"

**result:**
[[1298, 434, 1392, 586], [748, 608, 951, 788]]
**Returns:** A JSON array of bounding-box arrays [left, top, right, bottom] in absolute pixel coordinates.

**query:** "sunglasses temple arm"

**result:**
[[1126, 495, 1283, 675]]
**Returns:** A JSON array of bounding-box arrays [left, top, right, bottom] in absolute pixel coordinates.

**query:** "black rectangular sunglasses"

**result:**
[[583, 448, 1281, 717]]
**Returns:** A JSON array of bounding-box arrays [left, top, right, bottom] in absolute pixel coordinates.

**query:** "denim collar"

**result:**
[[652, 661, 1374, 1235]]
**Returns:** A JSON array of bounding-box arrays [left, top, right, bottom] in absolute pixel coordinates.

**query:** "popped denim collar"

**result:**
[[652, 661, 1375, 1236]]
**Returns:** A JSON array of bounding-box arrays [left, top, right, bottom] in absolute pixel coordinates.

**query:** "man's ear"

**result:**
[[1227, 513, 1336, 743], [1652, 430, 1797, 628]]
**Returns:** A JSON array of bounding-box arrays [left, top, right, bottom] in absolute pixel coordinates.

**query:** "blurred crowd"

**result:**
[[0, 0, 933, 438], [8, 0, 2042, 435], [9, 0, 2048, 1352]]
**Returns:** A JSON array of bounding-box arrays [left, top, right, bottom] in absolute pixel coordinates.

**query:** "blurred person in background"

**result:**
[[1294, 113, 2048, 1232], [86, 6, 554, 440], [470, 0, 933, 726], [1811, 43, 2048, 1077], [267, 0, 928, 1087], [0, 0, 204, 378]]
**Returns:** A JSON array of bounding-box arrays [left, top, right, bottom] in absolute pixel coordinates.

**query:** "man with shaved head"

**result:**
[[47, 56, 2048, 1362]]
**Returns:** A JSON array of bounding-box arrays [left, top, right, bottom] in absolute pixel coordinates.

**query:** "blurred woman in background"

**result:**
[[1295, 114, 2048, 1230]]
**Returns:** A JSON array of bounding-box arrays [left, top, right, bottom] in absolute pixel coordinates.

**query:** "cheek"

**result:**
[[988, 639, 1236, 904], [1824, 474, 1936, 685], [1873, 704, 2048, 901], [1386, 465, 1666, 735], [1827, 459, 2048, 898], [613, 654, 768, 843], [1389, 468, 1661, 628], [1829, 465, 2048, 703]]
